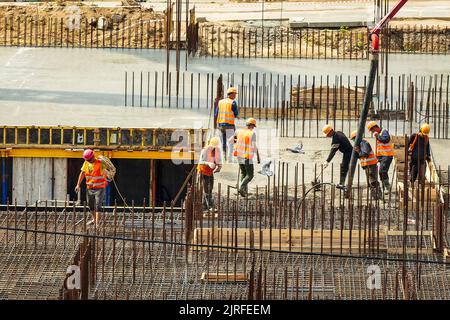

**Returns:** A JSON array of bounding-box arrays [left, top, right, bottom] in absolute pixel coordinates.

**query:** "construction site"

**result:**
[[0, 0, 449, 303]]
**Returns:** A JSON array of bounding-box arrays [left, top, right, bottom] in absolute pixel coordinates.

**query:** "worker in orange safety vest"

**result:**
[[232, 118, 260, 197], [75, 149, 108, 226], [215, 87, 239, 160], [367, 121, 395, 195], [350, 131, 381, 200]]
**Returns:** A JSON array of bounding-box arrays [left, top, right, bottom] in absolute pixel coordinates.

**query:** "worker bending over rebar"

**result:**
[[197, 137, 222, 212], [75, 149, 108, 226], [322, 125, 353, 190], [350, 131, 381, 200]]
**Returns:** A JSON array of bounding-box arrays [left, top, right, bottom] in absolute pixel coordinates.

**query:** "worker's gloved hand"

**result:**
[[207, 162, 216, 169], [353, 146, 361, 153], [322, 161, 329, 169], [75, 185, 80, 194]]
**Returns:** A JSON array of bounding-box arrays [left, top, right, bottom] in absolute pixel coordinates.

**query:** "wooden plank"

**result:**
[[387, 248, 434, 254], [386, 230, 435, 254], [193, 228, 386, 252], [200, 272, 248, 283], [386, 230, 432, 236]]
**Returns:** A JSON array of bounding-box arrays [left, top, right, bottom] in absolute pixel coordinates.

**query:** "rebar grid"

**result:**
[[0, 163, 447, 301]]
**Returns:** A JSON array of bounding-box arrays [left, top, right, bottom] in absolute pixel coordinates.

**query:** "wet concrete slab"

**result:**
[[1, 47, 449, 128]]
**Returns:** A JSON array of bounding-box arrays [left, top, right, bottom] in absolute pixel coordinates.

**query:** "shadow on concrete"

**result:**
[[0, 88, 124, 107]]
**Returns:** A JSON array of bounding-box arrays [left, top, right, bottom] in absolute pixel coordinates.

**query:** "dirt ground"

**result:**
[[0, 3, 165, 47], [0, 3, 162, 20], [198, 21, 449, 58]]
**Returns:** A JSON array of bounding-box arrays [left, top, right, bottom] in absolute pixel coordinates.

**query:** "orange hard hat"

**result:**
[[246, 118, 257, 127], [350, 130, 357, 140], [322, 124, 333, 136], [420, 123, 430, 135], [367, 121, 378, 131]]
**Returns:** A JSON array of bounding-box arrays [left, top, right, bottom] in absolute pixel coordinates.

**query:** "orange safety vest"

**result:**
[[217, 98, 235, 125], [233, 129, 255, 159], [375, 129, 395, 157], [360, 141, 378, 168], [197, 147, 218, 177], [85, 160, 107, 189]]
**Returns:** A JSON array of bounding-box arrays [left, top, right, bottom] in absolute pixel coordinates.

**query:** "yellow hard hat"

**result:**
[[246, 117, 257, 127], [350, 130, 357, 140], [227, 87, 238, 95], [420, 123, 430, 135], [208, 137, 220, 148], [322, 124, 333, 136], [367, 121, 378, 131]]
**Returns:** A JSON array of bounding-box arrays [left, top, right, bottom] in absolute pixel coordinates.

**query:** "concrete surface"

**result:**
[[215, 135, 450, 194], [1, 47, 449, 128], [430, 139, 450, 170], [290, 19, 368, 28]]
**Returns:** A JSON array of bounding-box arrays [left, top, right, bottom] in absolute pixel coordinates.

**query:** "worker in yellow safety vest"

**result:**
[[350, 131, 381, 200], [75, 149, 108, 226], [232, 118, 260, 197], [197, 137, 222, 211], [367, 121, 395, 195], [215, 87, 239, 160], [408, 123, 431, 186]]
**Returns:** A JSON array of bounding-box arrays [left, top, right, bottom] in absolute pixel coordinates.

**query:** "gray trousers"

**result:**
[[87, 188, 105, 213]]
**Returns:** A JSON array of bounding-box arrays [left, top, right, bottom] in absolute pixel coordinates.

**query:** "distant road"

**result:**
[[147, 0, 450, 22], [1, 0, 449, 22]]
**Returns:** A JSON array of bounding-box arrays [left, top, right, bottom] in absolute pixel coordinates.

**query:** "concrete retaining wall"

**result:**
[[12, 158, 67, 204]]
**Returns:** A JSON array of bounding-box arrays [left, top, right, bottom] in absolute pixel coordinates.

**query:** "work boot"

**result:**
[[382, 180, 391, 195], [238, 189, 247, 198], [371, 187, 381, 201]]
